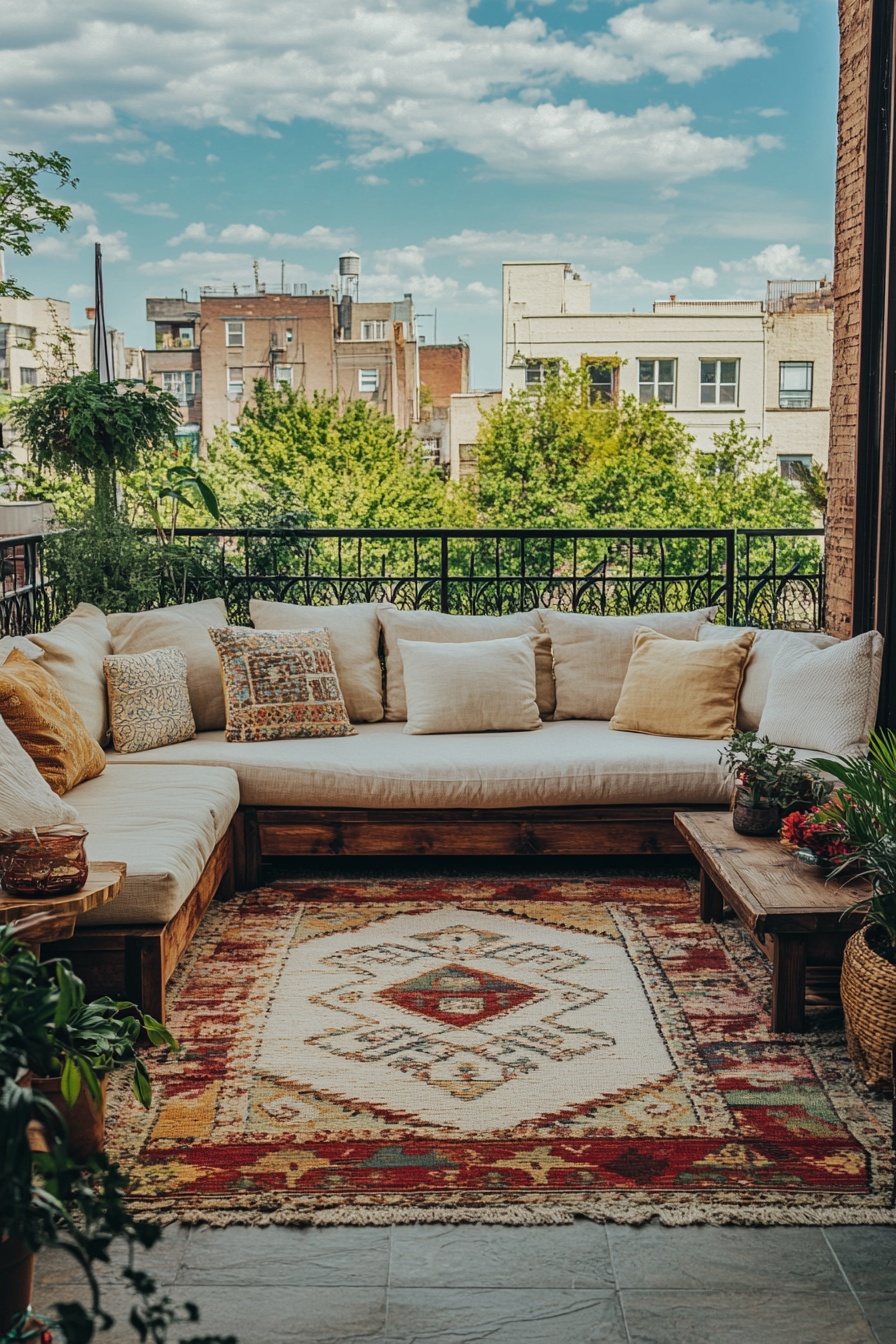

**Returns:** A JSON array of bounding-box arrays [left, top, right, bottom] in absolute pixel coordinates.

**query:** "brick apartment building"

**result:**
[[415, 342, 470, 467]]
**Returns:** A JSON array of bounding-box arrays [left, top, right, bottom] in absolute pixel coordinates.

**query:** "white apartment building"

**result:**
[[448, 390, 501, 482], [502, 262, 834, 474]]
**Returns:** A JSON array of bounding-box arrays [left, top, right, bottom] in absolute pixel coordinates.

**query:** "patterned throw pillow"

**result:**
[[0, 649, 106, 795], [208, 627, 356, 743], [104, 647, 196, 754]]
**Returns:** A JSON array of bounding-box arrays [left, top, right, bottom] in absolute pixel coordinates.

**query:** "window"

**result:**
[[778, 454, 813, 481], [359, 368, 379, 392], [162, 371, 201, 402], [274, 364, 292, 387], [586, 362, 616, 406], [225, 320, 244, 347], [638, 359, 676, 405], [525, 359, 560, 386], [779, 361, 813, 409], [178, 327, 193, 347], [19, 367, 37, 387], [286, 328, 294, 344], [700, 359, 739, 405], [227, 368, 244, 399], [361, 320, 387, 341], [420, 436, 441, 466]]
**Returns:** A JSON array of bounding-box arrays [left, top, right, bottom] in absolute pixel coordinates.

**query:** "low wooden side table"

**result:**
[[675, 811, 865, 1033], [0, 861, 126, 951]]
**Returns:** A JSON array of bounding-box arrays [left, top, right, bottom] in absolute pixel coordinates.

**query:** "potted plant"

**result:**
[[806, 729, 896, 1090], [720, 731, 828, 835]]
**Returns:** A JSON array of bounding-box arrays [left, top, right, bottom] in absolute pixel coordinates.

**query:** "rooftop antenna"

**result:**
[[252, 258, 260, 292], [280, 259, 285, 293]]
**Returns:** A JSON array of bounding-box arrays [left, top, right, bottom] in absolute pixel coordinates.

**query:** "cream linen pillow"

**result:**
[[0, 712, 79, 830], [104, 647, 196, 754], [541, 607, 718, 722], [697, 625, 839, 731], [249, 598, 391, 723], [0, 635, 44, 664], [757, 630, 883, 754], [400, 635, 542, 735], [611, 626, 755, 739], [379, 608, 554, 721], [107, 598, 229, 732], [28, 603, 113, 743]]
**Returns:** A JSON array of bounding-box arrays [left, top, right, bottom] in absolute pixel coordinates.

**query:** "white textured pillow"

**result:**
[[698, 625, 839, 731], [0, 712, 79, 831], [399, 635, 542, 735], [757, 630, 883, 754]]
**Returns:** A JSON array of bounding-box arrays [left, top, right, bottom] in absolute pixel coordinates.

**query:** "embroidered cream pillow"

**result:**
[[209, 627, 356, 743], [611, 627, 755, 739], [104, 647, 196, 754]]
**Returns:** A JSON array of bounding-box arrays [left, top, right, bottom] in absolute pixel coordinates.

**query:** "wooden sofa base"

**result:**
[[232, 805, 720, 887], [43, 828, 235, 1026]]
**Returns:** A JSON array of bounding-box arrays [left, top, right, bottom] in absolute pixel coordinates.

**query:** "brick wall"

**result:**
[[826, 0, 872, 635], [419, 345, 470, 408]]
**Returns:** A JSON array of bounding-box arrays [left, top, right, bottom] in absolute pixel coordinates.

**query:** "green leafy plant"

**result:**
[[0, 150, 77, 300], [719, 731, 828, 810]]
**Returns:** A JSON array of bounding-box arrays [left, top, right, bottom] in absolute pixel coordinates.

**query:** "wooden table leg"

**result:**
[[700, 869, 725, 922], [771, 934, 807, 1032]]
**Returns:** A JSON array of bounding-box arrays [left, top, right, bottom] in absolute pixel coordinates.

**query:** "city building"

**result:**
[[414, 342, 470, 468], [144, 255, 419, 447], [502, 262, 834, 474], [448, 390, 501, 482]]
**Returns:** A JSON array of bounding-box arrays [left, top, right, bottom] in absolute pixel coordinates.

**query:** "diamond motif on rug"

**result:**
[[378, 962, 540, 1027]]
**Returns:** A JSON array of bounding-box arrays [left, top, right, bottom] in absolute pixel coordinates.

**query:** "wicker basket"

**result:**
[[841, 925, 896, 1091]]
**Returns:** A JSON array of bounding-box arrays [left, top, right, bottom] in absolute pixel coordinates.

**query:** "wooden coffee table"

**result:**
[[675, 811, 865, 1032], [0, 861, 126, 949]]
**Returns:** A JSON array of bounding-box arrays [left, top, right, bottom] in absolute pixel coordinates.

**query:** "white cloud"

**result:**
[[359, 174, 388, 187], [165, 221, 354, 250], [1, 0, 796, 184], [166, 221, 212, 246], [425, 227, 652, 267], [67, 283, 92, 300], [721, 242, 833, 289], [107, 192, 177, 218]]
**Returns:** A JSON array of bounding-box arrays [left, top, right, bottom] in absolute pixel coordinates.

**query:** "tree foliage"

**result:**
[[0, 150, 77, 299]]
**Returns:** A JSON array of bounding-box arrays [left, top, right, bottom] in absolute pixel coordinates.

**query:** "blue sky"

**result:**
[[4, 0, 838, 387]]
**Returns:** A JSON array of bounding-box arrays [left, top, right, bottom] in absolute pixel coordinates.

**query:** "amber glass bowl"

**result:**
[[0, 825, 89, 897]]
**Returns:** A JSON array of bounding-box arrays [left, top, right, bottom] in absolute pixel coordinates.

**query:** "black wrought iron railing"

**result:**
[[0, 526, 826, 636]]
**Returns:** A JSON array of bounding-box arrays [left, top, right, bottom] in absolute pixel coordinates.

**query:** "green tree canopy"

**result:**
[[0, 150, 77, 299]]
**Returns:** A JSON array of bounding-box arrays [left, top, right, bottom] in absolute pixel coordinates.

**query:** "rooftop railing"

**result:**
[[0, 526, 825, 637]]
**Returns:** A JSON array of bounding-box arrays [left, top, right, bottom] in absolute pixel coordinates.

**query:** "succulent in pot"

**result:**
[[719, 731, 829, 836]]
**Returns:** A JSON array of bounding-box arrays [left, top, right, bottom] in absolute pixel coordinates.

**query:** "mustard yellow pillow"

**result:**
[[0, 649, 107, 794], [610, 627, 755, 739]]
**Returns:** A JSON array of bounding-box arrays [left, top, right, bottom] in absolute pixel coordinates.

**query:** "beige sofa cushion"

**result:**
[[698, 625, 839, 731], [611, 627, 755, 739], [378, 608, 555, 720], [107, 598, 228, 732], [542, 608, 718, 721], [102, 719, 799, 810], [400, 635, 542, 735], [757, 630, 884, 755], [28, 603, 112, 743], [250, 599, 388, 723], [71, 764, 239, 926]]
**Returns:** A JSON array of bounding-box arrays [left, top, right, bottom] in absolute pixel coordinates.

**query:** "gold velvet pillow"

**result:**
[[209, 627, 356, 743], [0, 649, 107, 794], [610, 627, 755, 739]]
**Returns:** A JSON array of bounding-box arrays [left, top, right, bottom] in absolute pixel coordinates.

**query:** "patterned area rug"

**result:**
[[108, 877, 896, 1226]]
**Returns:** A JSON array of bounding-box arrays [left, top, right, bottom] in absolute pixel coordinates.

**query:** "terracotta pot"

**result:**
[[32, 1073, 107, 1162], [732, 788, 780, 836], [841, 926, 896, 1092], [0, 1236, 35, 1335]]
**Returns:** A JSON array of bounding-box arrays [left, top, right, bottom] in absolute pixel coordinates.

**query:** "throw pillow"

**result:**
[[209, 626, 356, 743], [697, 625, 839, 731], [541, 608, 719, 722], [0, 649, 106, 794], [378, 608, 555, 721], [0, 713, 79, 831], [610, 626, 755, 739], [28, 602, 113, 743], [0, 635, 43, 665], [399, 635, 542, 735], [104, 647, 196, 754], [107, 598, 229, 732], [249, 598, 392, 723], [757, 630, 883, 754]]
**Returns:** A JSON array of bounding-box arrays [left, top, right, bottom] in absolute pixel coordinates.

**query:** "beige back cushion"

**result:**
[[27, 603, 113, 743], [378, 608, 555, 720], [400, 635, 544, 736], [250, 599, 390, 723], [107, 598, 229, 732], [757, 630, 883, 755], [611, 627, 755, 740], [542, 607, 718, 721], [698, 625, 840, 731]]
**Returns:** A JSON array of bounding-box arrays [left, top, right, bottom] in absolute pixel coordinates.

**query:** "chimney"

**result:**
[[669, 294, 676, 303]]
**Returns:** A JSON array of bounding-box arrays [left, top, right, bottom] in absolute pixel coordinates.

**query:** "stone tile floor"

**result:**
[[32, 1221, 896, 1343]]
